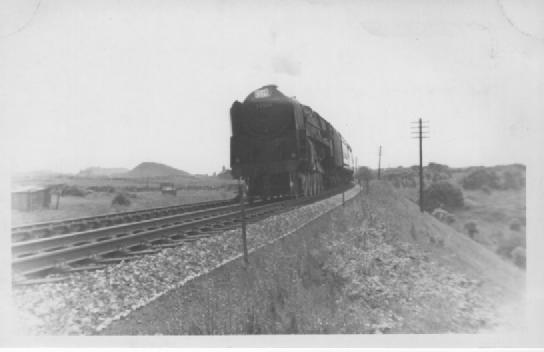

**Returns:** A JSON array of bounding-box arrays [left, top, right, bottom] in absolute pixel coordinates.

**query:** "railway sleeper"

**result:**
[[96, 236, 112, 242], [155, 242, 182, 249], [100, 250, 131, 258], [94, 257, 135, 265], [65, 264, 107, 273], [149, 238, 173, 244], [182, 234, 212, 241], [170, 234, 186, 240], [127, 249, 161, 256], [127, 244, 151, 252], [53, 226, 70, 235], [14, 275, 71, 286]]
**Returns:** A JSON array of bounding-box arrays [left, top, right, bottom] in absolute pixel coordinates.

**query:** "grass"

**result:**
[[11, 188, 236, 226], [391, 166, 526, 268]]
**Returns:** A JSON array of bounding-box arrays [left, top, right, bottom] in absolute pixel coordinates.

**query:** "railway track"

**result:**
[[12, 187, 350, 284], [11, 198, 237, 243]]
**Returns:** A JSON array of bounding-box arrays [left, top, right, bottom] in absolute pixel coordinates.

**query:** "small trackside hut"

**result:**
[[11, 186, 52, 211], [230, 85, 354, 201]]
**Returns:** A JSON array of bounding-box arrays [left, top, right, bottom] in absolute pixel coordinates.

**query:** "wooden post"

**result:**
[[378, 145, 382, 180], [342, 190, 345, 206], [418, 119, 424, 212], [239, 178, 249, 264]]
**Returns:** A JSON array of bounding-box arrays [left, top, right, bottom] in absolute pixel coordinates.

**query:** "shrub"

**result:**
[[464, 221, 479, 239], [112, 193, 131, 206], [496, 233, 525, 258], [422, 182, 464, 212], [481, 186, 491, 195], [427, 162, 451, 174], [509, 221, 522, 232], [462, 169, 500, 190], [491, 230, 504, 244], [511, 247, 526, 269], [355, 166, 374, 193], [498, 169, 525, 190]]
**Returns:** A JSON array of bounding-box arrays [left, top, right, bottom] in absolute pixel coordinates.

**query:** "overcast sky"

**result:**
[[1, 0, 543, 175]]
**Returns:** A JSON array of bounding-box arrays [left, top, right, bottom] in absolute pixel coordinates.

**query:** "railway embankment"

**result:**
[[11, 187, 360, 335], [100, 181, 524, 335], [12, 181, 524, 335]]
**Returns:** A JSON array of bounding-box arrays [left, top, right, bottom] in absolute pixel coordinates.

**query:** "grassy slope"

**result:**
[[363, 181, 525, 331], [392, 166, 526, 267]]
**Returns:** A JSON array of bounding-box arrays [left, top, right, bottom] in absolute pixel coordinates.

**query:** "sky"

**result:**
[[1, 0, 543, 175]]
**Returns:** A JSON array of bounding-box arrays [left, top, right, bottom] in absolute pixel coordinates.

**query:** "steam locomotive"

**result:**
[[230, 85, 354, 200]]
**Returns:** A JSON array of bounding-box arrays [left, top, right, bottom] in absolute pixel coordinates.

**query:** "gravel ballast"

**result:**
[[12, 187, 361, 335]]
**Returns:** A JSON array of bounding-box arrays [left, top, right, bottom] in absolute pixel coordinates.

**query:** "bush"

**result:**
[[427, 162, 451, 175], [464, 221, 479, 239], [481, 186, 491, 195], [355, 166, 374, 193], [496, 233, 525, 258], [511, 247, 526, 269], [509, 221, 522, 232], [422, 182, 464, 212], [462, 169, 500, 190], [501, 170, 525, 190], [112, 193, 131, 206]]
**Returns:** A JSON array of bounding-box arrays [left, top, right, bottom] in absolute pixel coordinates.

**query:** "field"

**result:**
[[11, 174, 237, 226]]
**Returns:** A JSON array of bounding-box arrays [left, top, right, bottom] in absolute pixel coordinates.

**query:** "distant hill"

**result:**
[[124, 162, 194, 179], [77, 167, 129, 177]]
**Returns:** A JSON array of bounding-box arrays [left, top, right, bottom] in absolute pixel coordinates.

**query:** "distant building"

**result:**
[[11, 186, 52, 211]]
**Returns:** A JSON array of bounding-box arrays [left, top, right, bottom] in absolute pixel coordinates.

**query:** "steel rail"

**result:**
[[12, 201, 288, 278], [11, 197, 237, 240], [12, 202, 250, 258], [12, 185, 354, 282]]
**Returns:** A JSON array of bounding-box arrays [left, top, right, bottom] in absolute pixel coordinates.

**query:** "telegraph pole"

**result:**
[[238, 178, 249, 264], [377, 145, 382, 180], [411, 119, 429, 212]]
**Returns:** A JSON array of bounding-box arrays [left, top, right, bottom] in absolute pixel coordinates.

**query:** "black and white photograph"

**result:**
[[1, 0, 543, 348]]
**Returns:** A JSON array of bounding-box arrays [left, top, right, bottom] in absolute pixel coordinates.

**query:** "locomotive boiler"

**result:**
[[230, 85, 353, 200]]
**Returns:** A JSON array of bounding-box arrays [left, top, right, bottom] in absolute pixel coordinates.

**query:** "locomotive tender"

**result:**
[[230, 85, 354, 200]]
